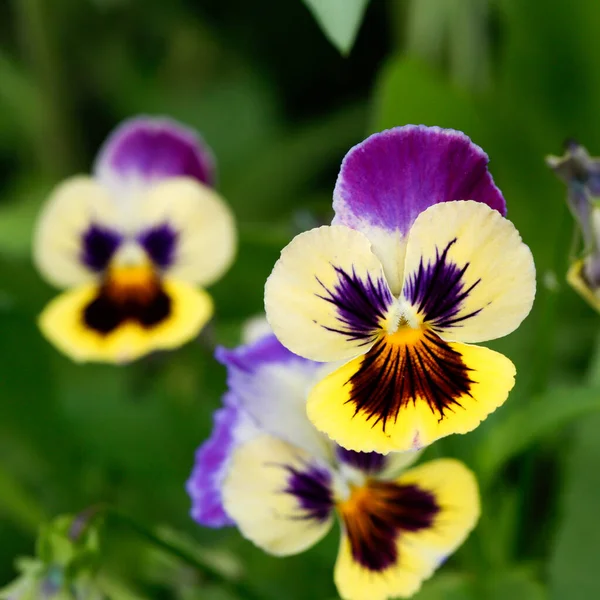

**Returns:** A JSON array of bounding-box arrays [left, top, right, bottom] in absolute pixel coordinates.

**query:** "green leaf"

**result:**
[[483, 570, 546, 600], [302, 0, 370, 55], [477, 386, 600, 481], [372, 56, 481, 135], [0, 466, 45, 534], [413, 572, 473, 599], [549, 413, 600, 599]]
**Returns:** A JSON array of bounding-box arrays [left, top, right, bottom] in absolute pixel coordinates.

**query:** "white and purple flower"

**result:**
[[33, 117, 236, 363], [187, 331, 480, 600], [265, 125, 536, 453]]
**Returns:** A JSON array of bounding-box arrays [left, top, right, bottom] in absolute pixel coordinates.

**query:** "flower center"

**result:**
[[337, 479, 439, 572]]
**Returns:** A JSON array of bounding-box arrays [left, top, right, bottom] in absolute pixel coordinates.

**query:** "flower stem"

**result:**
[[80, 506, 264, 600]]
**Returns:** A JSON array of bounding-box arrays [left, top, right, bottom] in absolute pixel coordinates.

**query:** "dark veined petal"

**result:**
[[402, 201, 535, 343], [307, 327, 515, 453], [38, 264, 212, 363], [265, 225, 396, 362], [334, 459, 479, 600], [221, 435, 335, 556]]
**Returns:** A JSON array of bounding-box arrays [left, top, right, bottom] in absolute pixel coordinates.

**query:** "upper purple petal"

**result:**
[[94, 116, 215, 187], [215, 333, 308, 373], [186, 394, 244, 528], [216, 334, 328, 459], [333, 126, 506, 235]]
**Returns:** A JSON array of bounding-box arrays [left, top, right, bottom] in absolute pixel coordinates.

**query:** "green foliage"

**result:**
[[302, 0, 370, 55], [0, 0, 600, 598]]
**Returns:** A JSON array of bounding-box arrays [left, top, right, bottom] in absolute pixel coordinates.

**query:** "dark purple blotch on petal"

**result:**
[[283, 462, 334, 523], [316, 266, 393, 344], [342, 481, 439, 572], [138, 223, 178, 269], [333, 126, 506, 235], [336, 447, 386, 474], [81, 224, 122, 271], [95, 117, 215, 187], [403, 239, 482, 330]]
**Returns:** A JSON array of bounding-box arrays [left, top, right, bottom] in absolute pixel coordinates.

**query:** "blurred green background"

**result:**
[[1, 0, 600, 598]]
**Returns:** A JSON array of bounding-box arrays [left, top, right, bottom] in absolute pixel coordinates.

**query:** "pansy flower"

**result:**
[[187, 332, 480, 600], [547, 141, 600, 311], [265, 126, 536, 453], [33, 117, 236, 363]]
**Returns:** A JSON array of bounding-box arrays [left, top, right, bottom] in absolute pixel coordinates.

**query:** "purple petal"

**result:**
[[215, 333, 302, 373], [216, 335, 328, 460], [333, 126, 506, 235], [336, 447, 387, 474], [94, 116, 215, 187], [186, 394, 243, 528]]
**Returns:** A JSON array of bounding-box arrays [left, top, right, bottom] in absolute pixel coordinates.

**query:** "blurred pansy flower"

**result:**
[[547, 141, 600, 311], [33, 117, 236, 363], [187, 332, 480, 600], [265, 126, 536, 453]]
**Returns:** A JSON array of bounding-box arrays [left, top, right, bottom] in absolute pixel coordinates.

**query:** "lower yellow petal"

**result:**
[[307, 334, 515, 453], [38, 279, 212, 363], [334, 459, 479, 600]]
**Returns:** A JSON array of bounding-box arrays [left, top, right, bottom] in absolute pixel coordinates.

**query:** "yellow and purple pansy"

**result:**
[[33, 117, 236, 363], [265, 126, 536, 453], [187, 331, 480, 600], [547, 141, 600, 311]]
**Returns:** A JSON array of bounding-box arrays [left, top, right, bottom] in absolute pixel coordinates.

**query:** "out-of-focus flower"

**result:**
[[33, 117, 236, 363], [547, 141, 600, 311], [265, 126, 536, 453], [187, 332, 480, 600]]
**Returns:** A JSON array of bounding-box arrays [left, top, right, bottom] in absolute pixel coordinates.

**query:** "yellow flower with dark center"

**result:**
[[33, 117, 236, 363], [265, 126, 536, 453], [187, 332, 480, 600]]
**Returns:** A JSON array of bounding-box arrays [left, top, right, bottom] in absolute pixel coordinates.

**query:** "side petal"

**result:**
[[307, 338, 516, 453], [186, 394, 259, 528], [265, 225, 396, 362], [138, 178, 236, 286], [333, 126, 506, 236], [567, 257, 600, 312], [403, 200, 536, 343], [216, 335, 331, 461], [38, 278, 212, 363], [33, 177, 121, 288], [222, 435, 335, 556], [94, 116, 215, 188], [334, 458, 479, 600]]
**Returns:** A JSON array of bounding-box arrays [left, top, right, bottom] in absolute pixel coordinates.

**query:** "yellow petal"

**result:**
[[334, 459, 480, 600], [38, 278, 212, 363], [307, 330, 515, 453]]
